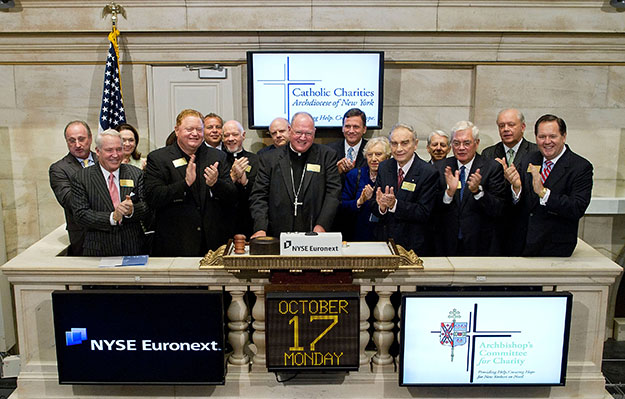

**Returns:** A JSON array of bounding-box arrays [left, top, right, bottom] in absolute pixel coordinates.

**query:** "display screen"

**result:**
[[265, 291, 359, 371], [247, 51, 384, 129], [400, 292, 572, 386], [52, 290, 225, 385]]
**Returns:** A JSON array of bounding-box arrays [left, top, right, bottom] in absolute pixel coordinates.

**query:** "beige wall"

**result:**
[[1, 1, 624, 259]]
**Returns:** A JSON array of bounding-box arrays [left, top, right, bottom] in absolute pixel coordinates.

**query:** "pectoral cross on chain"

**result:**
[[293, 195, 303, 217]]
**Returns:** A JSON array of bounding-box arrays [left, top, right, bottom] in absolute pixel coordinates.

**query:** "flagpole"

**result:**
[[99, 2, 127, 132]]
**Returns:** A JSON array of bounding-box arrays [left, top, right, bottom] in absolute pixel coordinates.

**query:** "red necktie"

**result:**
[[397, 168, 404, 188], [108, 173, 120, 208], [541, 160, 553, 184]]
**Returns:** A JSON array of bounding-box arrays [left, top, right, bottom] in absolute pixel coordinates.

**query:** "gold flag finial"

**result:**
[[102, 2, 126, 31]]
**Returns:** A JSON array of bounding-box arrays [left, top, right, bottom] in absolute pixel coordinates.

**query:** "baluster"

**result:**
[[360, 285, 372, 369], [226, 286, 250, 370], [395, 285, 409, 365], [250, 285, 266, 372], [372, 286, 395, 371]]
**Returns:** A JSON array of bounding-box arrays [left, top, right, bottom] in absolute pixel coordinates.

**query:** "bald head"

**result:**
[[268, 117, 291, 147], [222, 120, 246, 153]]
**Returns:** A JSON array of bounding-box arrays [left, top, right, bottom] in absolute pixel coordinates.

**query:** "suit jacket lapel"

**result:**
[[397, 157, 420, 200], [301, 144, 319, 196], [544, 147, 570, 187], [169, 144, 188, 182], [118, 165, 135, 200], [495, 143, 506, 160]]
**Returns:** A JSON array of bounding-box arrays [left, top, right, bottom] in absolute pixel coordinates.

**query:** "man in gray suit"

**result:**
[[481, 109, 538, 255], [49, 120, 97, 255], [71, 129, 149, 256]]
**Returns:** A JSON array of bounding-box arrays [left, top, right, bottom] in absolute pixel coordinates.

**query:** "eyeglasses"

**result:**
[[293, 130, 314, 138], [451, 140, 474, 148], [66, 137, 88, 145]]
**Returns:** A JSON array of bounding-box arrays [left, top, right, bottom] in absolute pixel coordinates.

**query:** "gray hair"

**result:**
[[95, 128, 121, 149], [363, 136, 391, 158], [224, 120, 245, 134], [451, 121, 479, 141], [388, 123, 418, 142], [427, 130, 450, 146], [496, 108, 525, 124]]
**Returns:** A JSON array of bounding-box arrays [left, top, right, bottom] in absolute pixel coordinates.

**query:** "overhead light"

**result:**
[[610, 0, 625, 9], [0, 0, 15, 9]]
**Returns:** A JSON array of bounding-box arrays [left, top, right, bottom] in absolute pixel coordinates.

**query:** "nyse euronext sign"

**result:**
[[65, 328, 221, 352]]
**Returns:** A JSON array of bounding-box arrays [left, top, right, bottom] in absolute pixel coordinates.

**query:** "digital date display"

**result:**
[[265, 291, 359, 371]]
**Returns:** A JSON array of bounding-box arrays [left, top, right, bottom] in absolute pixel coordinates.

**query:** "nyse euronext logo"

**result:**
[[64, 328, 220, 352], [66, 328, 87, 346]]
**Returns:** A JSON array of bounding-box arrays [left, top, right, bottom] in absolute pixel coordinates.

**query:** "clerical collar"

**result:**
[[288, 144, 303, 156], [227, 149, 243, 158]]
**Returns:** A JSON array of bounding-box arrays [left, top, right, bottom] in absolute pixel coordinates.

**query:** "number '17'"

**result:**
[[288, 315, 338, 351]]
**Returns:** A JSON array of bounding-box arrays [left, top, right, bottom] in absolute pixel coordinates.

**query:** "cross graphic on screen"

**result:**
[[257, 56, 321, 120]]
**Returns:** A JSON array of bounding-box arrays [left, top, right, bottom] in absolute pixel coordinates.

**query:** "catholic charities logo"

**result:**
[[66, 328, 87, 346]]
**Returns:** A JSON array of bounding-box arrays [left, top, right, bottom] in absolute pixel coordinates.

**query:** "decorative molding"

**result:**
[[1, 32, 624, 64]]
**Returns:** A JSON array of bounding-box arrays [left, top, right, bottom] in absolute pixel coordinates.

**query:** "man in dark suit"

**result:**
[[250, 112, 341, 238], [426, 130, 451, 164], [326, 108, 369, 238], [257, 117, 290, 156], [326, 108, 368, 176], [49, 120, 97, 256], [203, 113, 224, 150], [434, 121, 506, 256], [145, 109, 237, 256], [222, 119, 259, 238], [70, 129, 149, 256], [481, 109, 538, 167], [503, 114, 593, 256], [481, 109, 538, 255], [371, 124, 439, 255]]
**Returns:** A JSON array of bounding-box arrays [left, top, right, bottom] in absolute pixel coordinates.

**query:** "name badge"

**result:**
[[527, 164, 540, 173], [119, 179, 134, 188], [401, 181, 416, 192], [172, 157, 188, 168], [306, 163, 321, 173], [457, 181, 462, 189], [245, 165, 252, 173]]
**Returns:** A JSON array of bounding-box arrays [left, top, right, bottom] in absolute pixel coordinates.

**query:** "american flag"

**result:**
[[99, 27, 126, 132]]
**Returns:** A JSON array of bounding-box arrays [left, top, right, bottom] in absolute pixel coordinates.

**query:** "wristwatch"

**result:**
[[539, 187, 548, 198]]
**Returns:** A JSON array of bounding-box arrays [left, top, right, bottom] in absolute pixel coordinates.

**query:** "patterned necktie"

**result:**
[[108, 173, 120, 208], [459, 166, 466, 201], [83, 159, 89, 167], [397, 168, 405, 188], [507, 148, 515, 165], [541, 160, 553, 184], [347, 147, 355, 163]]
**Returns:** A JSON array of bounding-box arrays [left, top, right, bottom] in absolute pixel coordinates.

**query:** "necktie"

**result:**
[[541, 160, 553, 184], [397, 168, 405, 188], [347, 147, 355, 163], [83, 159, 89, 167], [459, 166, 466, 201], [108, 173, 120, 208], [507, 148, 515, 165]]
